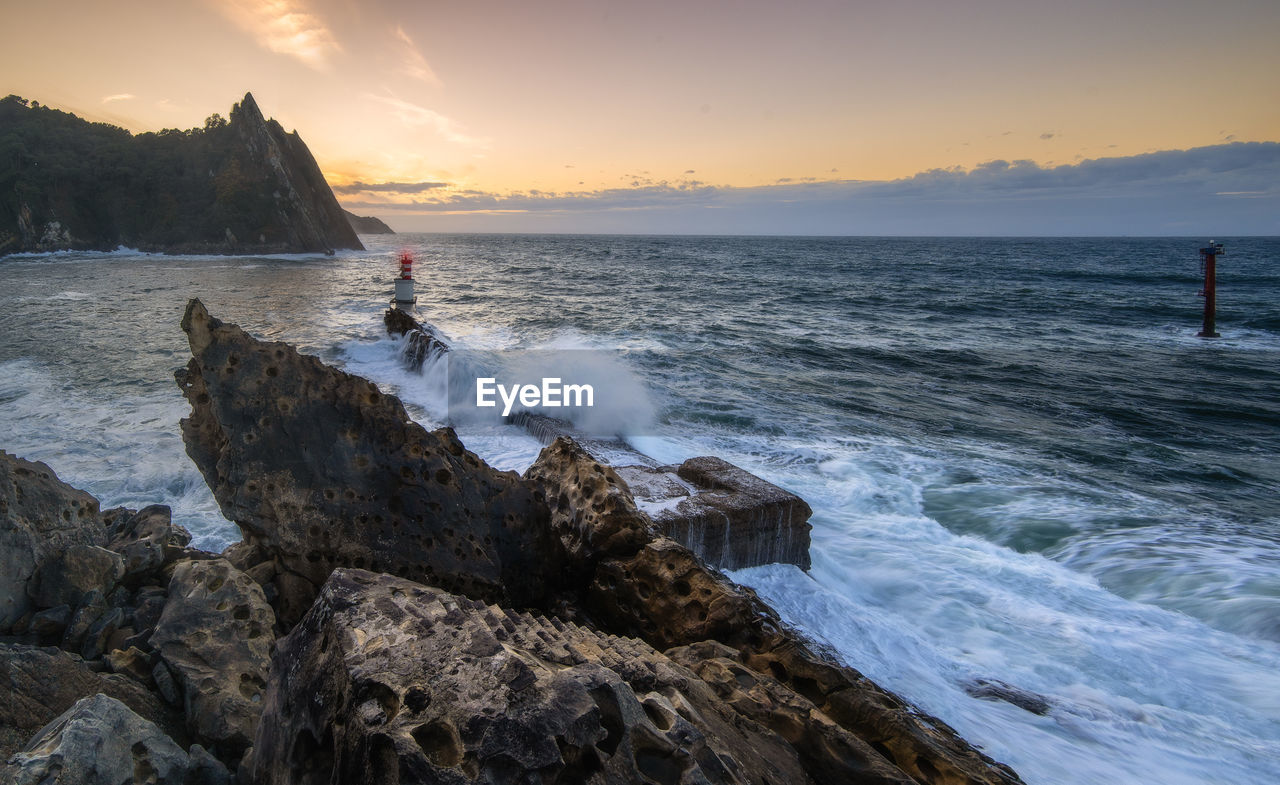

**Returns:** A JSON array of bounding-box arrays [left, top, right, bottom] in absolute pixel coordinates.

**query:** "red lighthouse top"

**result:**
[[399, 251, 413, 280]]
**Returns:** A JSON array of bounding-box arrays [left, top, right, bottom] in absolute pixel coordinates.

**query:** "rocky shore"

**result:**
[[0, 300, 1023, 784]]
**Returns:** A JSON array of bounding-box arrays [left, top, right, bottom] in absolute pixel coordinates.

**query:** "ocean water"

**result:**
[[1, 235, 1277, 784]]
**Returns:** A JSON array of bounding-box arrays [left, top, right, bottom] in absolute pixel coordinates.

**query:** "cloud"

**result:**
[[341, 143, 1280, 235], [394, 25, 440, 85], [1040, 132, 1056, 140], [364, 93, 484, 146], [101, 93, 135, 104], [214, 0, 341, 70], [332, 180, 449, 194]]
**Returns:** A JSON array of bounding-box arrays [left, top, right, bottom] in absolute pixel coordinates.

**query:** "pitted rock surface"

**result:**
[[150, 558, 275, 760], [251, 569, 822, 785], [176, 299, 559, 626], [524, 438, 1023, 785]]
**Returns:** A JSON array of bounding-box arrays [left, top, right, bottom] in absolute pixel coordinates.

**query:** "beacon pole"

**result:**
[[1197, 241, 1222, 338]]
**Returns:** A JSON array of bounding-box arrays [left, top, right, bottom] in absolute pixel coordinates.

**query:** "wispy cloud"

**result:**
[[364, 93, 484, 146], [101, 93, 135, 104], [340, 143, 1280, 235], [394, 25, 439, 85], [214, 0, 341, 70], [332, 180, 449, 195]]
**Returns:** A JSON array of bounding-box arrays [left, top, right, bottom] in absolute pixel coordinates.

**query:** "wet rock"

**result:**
[[522, 437, 655, 565], [613, 457, 812, 570], [525, 439, 1024, 785], [384, 307, 449, 370], [31, 544, 124, 611], [0, 451, 104, 631], [106, 504, 192, 580], [668, 640, 916, 784], [150, 558, 274, 760], [1, 694, 210, 785], [176, 299, 558, 627], [963, 679, 1053, 716], [251, 569, 816, 785], [0, 643, 185, 760]]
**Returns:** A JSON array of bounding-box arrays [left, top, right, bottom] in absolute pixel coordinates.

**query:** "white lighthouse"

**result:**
[[394, 251, 416, 306]]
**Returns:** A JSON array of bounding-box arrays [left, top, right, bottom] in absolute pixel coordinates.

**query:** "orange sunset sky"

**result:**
[[3, 0, 1278, 233]]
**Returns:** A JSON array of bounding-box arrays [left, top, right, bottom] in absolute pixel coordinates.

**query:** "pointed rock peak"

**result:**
[[230, 91, 266, 127], [181, 298, 219, 356]]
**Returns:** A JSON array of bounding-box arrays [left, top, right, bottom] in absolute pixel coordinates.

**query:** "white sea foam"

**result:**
[[0, 358, 238, 551]]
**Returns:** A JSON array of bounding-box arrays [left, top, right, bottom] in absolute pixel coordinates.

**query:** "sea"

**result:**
[[1, 234, 1277, 784]]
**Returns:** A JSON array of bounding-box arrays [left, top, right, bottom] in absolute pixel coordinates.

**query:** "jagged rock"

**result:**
[[384, 307, 449, 371], [176, 299, 558, 626], [617, 457, 813, 570], [0, 643, 185, 760], [149, 558, 275, 760], [1, 694, 218, 785], [0, 451, 104, 631], [251, 569, 825, 785], [30, 544, 124, 609], [524, 440, 1023, 785], [523, 437, 655, 565], [106, 504, 192, 580], [227, 92, 363, 254]]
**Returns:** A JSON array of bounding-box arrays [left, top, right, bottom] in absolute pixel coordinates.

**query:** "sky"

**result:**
[[2, 0, 1277, 234]]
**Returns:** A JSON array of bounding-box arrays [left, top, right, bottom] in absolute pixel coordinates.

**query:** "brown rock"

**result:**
[[106, 504, 192, 580], [31, 543, 124, 610], [250, 569, 819, 785], [175, 299, 559, 627], [149, 558, 275, 759], [525, 439, 1023, 785], [0, 451, 104, 631], [0, 643, 185, 760], [383, 307, 449, 371], [617, 456, 813, 570]]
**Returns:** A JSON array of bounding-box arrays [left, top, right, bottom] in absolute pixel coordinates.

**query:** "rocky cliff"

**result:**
[[344, 209, 395, 234], [0, 92, 363, 255], [0, 303, 1026, 784]]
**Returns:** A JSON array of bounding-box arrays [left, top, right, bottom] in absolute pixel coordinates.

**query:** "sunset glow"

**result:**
[[3, 0, 1277, 232]]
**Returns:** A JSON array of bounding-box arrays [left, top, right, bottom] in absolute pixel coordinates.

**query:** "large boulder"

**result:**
[[0, 643, 185, 761], [30, 544, 124, 609], [616, 457, 813, 570], [0, 452, 103, 631], [250, 569, 914, 785], [149, 558, 275, 761], [524, 439, 1023, 785], [1, 694, 227, 785], [175, 299, 559, 627]]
